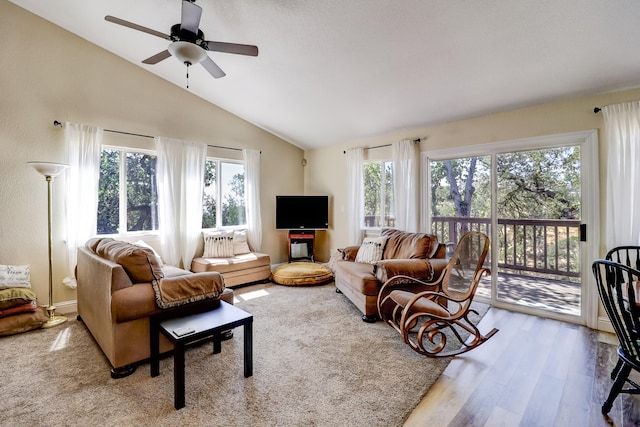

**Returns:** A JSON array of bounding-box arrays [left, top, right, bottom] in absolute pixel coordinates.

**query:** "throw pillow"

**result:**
[[0, 300, 37, 318], [355, 236, 388, 264], [132, 240, 164, 266], [0, 288, 37, 310], [95, 240, 164, 283], [203, 231, 234, 258], [0, 307, 48, 337], [0, 264, 31, 289], [325, 249, 343, 273], [233, 229, 251, 255]]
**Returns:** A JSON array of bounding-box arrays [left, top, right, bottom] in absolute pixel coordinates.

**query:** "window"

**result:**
[[363, 160, 394, 228], [97, 148, 158, 235], [202, 159, 246, 229]]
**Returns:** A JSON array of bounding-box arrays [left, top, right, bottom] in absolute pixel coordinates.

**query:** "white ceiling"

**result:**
[[9, 0, 640, 150]]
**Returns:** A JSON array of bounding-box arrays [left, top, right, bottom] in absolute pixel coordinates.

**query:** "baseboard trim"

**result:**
[[55, 300, 77, 316], [597, 315, 613, 334]]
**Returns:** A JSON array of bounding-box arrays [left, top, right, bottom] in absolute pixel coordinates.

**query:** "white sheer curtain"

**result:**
[[243, 149, 262, 251], [392, 139, 419, 232], [346, 147, 364, 245], [155, 137, 207, 269], [63, 122, 103, 289], [603, 101, 640, 248]]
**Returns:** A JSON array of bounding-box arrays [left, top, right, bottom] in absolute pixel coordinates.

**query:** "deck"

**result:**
[[475, 271, 581, 316]]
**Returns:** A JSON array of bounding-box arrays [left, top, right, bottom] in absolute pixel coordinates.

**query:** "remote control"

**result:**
[[173, 327, 195, 337]]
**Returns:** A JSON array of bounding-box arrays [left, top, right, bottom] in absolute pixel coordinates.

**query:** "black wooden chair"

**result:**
[[592, 259, 640, 414], [606, 246, 640, 269]]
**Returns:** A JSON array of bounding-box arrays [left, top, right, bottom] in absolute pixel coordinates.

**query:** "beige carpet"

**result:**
[[0, 283, 486, 426]]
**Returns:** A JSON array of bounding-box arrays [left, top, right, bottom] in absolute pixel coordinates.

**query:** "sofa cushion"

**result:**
[[132, 240, 164, 266], [380, 228, 439, 260], [111, 283, 158, 323], [191, 252, 271, 274], [162, 265, 193, 278], [374, 259, 434, 284], [94, 239, 164, 284]]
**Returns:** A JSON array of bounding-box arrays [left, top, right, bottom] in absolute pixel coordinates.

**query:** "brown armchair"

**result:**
[[377, 231, 497, 356]]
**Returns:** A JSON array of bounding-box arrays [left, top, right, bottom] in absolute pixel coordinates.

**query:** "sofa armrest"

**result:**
[[373, 258, 435, 284], [433, 243, 447, 259], [342, 246, 360, 262], [428, 258, 449, 281]]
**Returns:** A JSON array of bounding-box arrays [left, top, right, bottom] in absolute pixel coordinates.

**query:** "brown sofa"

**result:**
[[76, 238, 234, 378], [334, 228, 448, 322]]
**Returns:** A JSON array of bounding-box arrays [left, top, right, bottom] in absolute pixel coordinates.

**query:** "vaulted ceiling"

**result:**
[[9, 0, 640, 149]]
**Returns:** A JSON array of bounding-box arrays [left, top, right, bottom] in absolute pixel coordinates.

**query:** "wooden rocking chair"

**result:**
[[377, 231, 497, 357]]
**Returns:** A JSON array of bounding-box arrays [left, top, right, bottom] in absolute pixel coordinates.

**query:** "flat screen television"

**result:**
[[276, 195, 329, 230]]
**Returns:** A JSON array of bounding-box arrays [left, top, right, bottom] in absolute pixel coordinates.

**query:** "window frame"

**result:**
[[97, 144, 159, 237], [362, 159, 394, 230], [202, 157, 247, 230]]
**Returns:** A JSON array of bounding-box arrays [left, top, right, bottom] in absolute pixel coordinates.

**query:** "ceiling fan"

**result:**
[[105, 0, 258, 83]]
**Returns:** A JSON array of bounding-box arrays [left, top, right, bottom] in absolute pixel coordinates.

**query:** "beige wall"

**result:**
[[305, 87, 640, 262], [0, 2, 303, 308]]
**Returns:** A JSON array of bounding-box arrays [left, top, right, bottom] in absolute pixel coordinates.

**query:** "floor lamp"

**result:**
[[28, 161, 69, 329]]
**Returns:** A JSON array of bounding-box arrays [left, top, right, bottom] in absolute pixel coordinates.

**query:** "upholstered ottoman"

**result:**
[[271, 262, 334, 286], [191, 252, 271, 288]]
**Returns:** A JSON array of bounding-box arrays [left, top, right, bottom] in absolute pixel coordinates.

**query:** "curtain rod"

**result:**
[[53, 120, 246, 152], [593, 107, 602, 113], [342, 138, 421, 154]]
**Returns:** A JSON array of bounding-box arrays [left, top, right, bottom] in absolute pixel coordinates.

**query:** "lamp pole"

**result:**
[[28, 161, 69, 328]]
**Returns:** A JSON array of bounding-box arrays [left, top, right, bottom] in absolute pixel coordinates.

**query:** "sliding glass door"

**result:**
[[425, 131, 599, 325]]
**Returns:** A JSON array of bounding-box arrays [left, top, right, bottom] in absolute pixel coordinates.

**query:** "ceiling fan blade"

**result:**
[[205, 41, 259, 56], [142, 50, 172, 64], [201, 57, 226, 79], [105, 15, 171, 40], [181, 0, 202, 34]]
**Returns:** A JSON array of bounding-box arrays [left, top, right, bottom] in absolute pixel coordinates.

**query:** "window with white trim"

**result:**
[[363, 160, 394, 228], [202, 159, 246, 229], [97, 147, 158, 235]]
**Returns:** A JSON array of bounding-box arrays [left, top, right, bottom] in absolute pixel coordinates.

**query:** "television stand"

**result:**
[[288, 230, 315, 262]]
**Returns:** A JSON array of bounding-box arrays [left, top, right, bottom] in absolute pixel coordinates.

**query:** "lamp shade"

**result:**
[[28, 161, 69, 178], [168, 41, 207, 65]]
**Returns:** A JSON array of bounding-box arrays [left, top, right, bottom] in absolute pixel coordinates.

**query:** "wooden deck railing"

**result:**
[[431, 216, 581, 277]]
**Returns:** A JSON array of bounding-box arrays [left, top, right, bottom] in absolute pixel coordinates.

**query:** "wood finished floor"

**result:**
[[404, 307, 640, 427]]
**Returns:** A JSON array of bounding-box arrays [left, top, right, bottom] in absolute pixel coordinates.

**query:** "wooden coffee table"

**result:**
[[150, 301, 253, 409]]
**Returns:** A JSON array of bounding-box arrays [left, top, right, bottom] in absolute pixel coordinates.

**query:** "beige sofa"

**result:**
[[334, 228, 448, 322], [77, 238, 234, 378]]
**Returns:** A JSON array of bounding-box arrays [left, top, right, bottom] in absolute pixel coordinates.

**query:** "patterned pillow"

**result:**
[[203, 231, 235, 258], [0, 265, 31, 289], [355, 237, 388, 264]]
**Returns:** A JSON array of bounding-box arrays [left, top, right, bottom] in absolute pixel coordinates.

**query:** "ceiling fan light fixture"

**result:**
[[168, 41, 207, 65]]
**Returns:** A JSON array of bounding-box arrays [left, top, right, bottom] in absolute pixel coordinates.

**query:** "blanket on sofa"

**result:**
[[151, 273, 225, 309]]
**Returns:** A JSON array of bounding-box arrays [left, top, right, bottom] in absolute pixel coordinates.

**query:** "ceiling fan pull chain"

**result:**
[[186, 62, 190, 88]]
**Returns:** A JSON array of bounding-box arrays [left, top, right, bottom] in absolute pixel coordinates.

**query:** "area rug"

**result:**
[[0, 283, 488, 427]]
